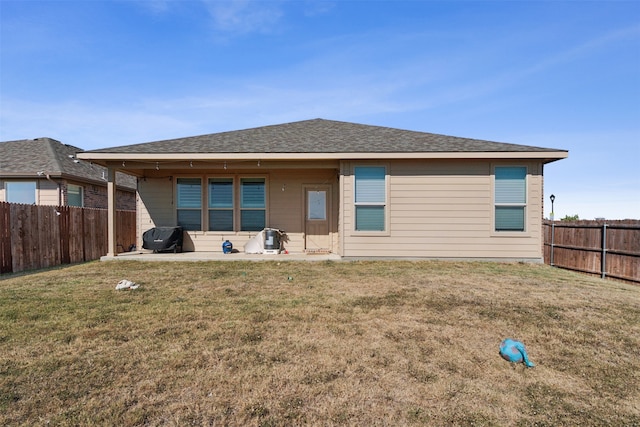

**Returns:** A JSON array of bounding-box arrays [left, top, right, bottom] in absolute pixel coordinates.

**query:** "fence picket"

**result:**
[[0, 202, 135, 274], [0, 202, 12, 273], [59, 206, 71, 264], [544, 219, 640, 284]]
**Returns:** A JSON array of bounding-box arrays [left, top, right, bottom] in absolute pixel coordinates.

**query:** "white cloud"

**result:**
[[514, 24, 640, 81], [201, 0, 285, 35], [139, 0, 172, 14], [302, 1, 335, 17], [133, 0, 287, 38]]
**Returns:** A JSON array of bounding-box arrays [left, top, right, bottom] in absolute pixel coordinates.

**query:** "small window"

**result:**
[[308, 190, 327, 220], [5, 181, 36, 204], [354, 166, 386, 231], [495, 167, 526, 232], [177, 178, 202, 230], [67, 184, 83, 207], [240, 178, 265, 231], [208, 178, 234, 231]]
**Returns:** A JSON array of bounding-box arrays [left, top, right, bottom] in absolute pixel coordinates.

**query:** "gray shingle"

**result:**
[[0, 138, 136, 189], [86, 119, 564, 154]]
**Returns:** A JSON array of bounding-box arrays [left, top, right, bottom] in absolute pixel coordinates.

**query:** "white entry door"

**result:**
[[305, 186, 331, 252]]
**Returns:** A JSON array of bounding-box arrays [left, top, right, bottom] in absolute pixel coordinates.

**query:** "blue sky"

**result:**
[[1, 0, 639, 219]]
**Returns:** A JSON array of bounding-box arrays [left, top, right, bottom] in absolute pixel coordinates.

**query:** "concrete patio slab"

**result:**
[[101, 251, 342, 262]]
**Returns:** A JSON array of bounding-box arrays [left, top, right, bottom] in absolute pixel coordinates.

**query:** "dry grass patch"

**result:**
[[1, 260, 639, 426]]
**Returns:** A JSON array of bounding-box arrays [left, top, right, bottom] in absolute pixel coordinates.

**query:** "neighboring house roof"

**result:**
[[0, 137, 136, 190]]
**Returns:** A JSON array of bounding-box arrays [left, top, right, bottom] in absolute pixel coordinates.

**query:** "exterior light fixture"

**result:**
[[550, 194, 555, 220]]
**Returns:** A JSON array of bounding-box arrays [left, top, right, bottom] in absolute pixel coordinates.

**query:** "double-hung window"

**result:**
[[494, 166, 526, 232], [208, 178, 234, 231], [177, 178, 202, 230], [240, 178, 266, 231], [354, 166, 386, 231]]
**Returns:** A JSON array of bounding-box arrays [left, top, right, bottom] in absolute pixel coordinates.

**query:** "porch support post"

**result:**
[[106, 167, 117, 257]]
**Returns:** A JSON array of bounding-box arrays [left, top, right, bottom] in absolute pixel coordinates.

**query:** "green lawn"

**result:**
[[1, 260, 638, 426]]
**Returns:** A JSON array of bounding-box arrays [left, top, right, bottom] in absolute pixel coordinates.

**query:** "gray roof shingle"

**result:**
[[86, 119, 564, 154], [0, 137, 136, 189]]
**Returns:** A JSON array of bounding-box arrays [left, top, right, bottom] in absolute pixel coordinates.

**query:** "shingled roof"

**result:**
[[86, 119, 564, 155], [0, 138, 136, 190]]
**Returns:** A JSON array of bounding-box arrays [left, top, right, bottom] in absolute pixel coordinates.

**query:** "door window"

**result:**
[[308, 190, 326, 220]]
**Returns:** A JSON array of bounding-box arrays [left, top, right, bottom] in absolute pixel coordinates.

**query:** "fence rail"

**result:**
[[543, 219, 640, 284], [1, 202, 136, 274]]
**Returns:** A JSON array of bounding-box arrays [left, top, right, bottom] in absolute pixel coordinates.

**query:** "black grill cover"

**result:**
[[142, 227, 184, 253]]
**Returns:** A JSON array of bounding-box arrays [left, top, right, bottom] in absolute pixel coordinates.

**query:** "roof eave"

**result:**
[[78, 151, 568, 163], [0, 172, 63, 179], [58, 172, 137, 191], [0, 171, 136, 191]]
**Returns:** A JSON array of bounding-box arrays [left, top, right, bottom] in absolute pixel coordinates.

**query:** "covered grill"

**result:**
[[142, 226, 184, 253]]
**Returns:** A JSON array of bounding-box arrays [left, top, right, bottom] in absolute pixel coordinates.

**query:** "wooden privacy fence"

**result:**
[[1, 202, 136, 274], [543, 219, 640, 284]]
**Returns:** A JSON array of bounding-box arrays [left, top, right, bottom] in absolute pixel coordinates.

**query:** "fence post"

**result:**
[[550, 221, 555, 267], [0, 202, 13, 274], [601, 223, 607, 279]]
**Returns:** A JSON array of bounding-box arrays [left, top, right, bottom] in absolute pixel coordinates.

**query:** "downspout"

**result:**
[[45, 173, 62, 206]]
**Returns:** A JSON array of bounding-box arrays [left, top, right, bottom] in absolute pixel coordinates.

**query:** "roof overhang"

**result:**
[[78, 150, 568, 165]]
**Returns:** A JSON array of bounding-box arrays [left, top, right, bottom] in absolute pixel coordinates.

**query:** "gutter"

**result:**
[[78, 151, 569, 162]]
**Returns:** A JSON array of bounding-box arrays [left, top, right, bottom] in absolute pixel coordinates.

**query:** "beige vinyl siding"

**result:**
[[136, 168, 339, 253], [341, 159, 544, 260], [37, 180, 60, 205], [135, 158, 544, 258], [137, 176, 176, 249]]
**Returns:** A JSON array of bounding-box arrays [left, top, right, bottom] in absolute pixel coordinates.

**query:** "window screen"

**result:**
[[177, 178, 201, 230], [495, 167, 526, 231], [354, 167, 386, 231], [240, 178, 265, 231], [67, 184, 83, 207], [208, 178, 233, 231]]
